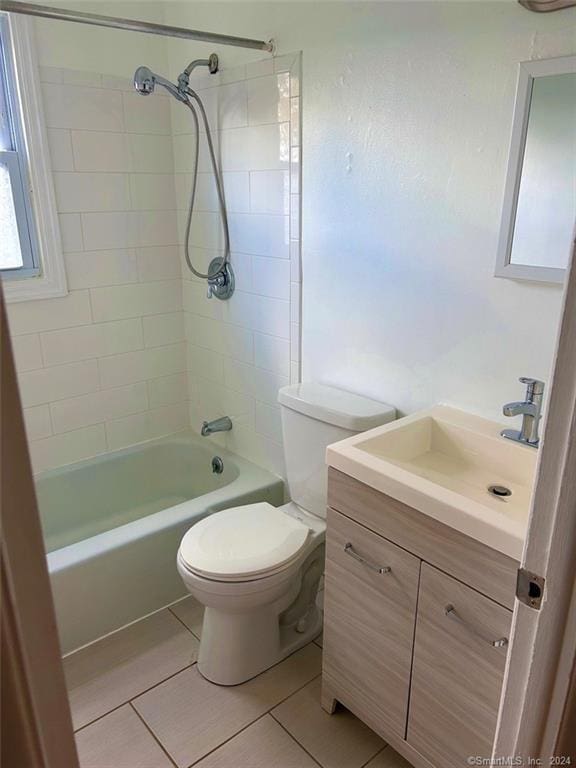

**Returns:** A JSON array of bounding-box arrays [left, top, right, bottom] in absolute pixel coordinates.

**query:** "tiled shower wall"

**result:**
[[179, 54, 301, 478], [7, 68, 187, 474], [7, 54, 301, 478]]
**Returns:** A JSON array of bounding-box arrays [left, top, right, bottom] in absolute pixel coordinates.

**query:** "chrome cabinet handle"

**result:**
[[344, 543, 391, 574], [445, 604, 508, 649]]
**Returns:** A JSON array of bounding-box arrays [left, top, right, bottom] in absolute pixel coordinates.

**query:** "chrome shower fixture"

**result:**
[[133, 54, 235, 301]]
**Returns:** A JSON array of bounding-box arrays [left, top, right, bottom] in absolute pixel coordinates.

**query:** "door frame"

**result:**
[[1, 284, 79, 768], [493, 237, 576, 760]]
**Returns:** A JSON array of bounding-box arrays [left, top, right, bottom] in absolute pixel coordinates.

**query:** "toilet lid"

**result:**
[[179, 503, 310, 580]]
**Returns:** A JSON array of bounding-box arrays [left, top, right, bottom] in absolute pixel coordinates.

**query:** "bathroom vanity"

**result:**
[[321, 406, 535, 768]]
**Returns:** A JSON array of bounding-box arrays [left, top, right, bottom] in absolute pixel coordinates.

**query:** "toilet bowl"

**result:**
[[177, 383, 395, 685]]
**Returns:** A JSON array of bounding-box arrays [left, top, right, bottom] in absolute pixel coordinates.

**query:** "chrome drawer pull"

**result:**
[[445, 604, 508, 648], [344, 543, 391, 574]]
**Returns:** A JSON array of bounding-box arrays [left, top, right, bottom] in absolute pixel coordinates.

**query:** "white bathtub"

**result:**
[[35, 431, 284, 654]]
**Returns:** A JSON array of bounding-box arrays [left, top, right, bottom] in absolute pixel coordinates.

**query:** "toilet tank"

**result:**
[[278, 383, 395, 518]]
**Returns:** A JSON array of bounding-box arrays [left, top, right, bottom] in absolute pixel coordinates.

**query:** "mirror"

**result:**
[[496, 56, 576, 284]]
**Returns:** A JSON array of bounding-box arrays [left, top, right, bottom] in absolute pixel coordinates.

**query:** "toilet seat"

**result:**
[[178, 502, 310, 582]]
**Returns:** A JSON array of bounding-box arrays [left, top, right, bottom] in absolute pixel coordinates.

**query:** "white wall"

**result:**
[[164, 1, 576, 421]]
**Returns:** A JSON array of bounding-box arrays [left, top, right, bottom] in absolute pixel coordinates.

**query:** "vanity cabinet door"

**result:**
[[408, 564, 512, 768], [322, 508, 420, 739]]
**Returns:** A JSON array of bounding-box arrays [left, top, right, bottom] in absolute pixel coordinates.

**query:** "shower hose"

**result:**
[[182, 88, 231, 281]]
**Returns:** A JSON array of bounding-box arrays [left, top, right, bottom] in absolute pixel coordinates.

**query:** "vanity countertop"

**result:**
[[325, 405, 537, 560]]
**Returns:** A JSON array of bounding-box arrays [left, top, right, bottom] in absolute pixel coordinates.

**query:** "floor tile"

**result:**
[[170, 596, 204, 638], [273, 677, 385, 768], [364, 747, 414, 768], [75, 705, 174, 768], [193, 715, 318, 768], [133, 643, 322, 768], [66, 609, 199, 729]]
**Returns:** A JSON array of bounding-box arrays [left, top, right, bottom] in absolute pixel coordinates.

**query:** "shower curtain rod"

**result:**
[[0, 1, 274, 52]]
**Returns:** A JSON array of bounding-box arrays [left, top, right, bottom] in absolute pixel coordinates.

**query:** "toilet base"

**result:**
[[197, 603, 323, 686]]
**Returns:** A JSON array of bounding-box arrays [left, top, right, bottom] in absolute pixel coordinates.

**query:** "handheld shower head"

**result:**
[[134, 66, 155, 95], [133, 66, 187, 103]]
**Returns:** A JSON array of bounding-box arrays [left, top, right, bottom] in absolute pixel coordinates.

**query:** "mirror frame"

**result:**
[[495, 55, 576, 285]]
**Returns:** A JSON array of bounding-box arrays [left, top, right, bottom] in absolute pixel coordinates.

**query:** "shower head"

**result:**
[[133, 66, 187, 103]]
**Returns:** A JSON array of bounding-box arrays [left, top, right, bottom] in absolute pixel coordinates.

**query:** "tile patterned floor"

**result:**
[[67, 596, 410, 768]]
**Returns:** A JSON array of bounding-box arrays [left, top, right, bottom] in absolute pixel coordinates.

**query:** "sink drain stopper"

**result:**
[[488, 484, 512, 498]]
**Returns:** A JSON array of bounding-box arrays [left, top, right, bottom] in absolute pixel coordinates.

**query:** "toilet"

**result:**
[[177, 383, 395, 685]]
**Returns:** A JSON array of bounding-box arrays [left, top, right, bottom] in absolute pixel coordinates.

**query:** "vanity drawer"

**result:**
[[407, 563, 512, 767], [322, 507, 420, 739]]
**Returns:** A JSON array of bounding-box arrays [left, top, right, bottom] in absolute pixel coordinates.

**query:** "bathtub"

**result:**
[[35, 431, 284, 654]]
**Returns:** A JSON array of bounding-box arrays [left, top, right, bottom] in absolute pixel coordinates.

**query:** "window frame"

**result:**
[[0, 13, 67, 302]]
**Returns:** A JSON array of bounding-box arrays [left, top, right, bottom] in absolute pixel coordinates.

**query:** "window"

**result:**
[[1, 14, 40, 279], [0, 13, 67, 302]]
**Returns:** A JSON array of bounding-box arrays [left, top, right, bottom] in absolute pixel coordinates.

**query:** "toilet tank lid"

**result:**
[[278, 383, 396, 432]]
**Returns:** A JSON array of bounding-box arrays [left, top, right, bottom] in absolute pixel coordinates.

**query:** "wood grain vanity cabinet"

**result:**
[[322, 469, 517, 768]]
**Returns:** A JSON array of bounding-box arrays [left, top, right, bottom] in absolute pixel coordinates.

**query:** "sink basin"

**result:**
[[326, 405, 537, 560]]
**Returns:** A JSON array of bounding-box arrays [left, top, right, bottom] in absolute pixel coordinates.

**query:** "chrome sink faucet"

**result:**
[[201, 416, 232, 436], [501, 377, 545, 448]]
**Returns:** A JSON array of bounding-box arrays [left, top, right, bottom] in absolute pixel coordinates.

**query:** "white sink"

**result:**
[[326, 405, 537, 560]]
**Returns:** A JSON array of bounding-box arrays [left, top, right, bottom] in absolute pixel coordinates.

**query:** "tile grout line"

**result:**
[[129, 700, 180, 768], [359, 745, 391, 768], [182, 669, 323, 768], [167, 604, 202, 642], [268, 711, 325, 768], [73, 660, 198, 735]]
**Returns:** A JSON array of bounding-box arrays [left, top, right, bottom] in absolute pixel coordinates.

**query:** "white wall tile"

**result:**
[[222, 291, 289, 338], [42, 83, 124, 132], [219, 64, 246, 85], [39, 66, 62, 84], [11, 334, 43, 371], [247, 74, 290, 126], [195, 378, 255, 429], [136, 211, 179, 247], [188, 344, 225, 383], [185, 314, 254, 363], [62, 70, 102, 88], [254, 333, 290, 377], [221, 124, 289, 172], [290, 281, 301, 323], [30, 425, 106, 474], [179, 172, 249, 214], [7, 291, 92, 335], [229, 213, 289, 258], [98, 343, 186, 389], [245, 59, 273, 79], [123, 92, 172, 135], [47, 129, 74, 171], [249, 171, 289, 215], [148, 373, 188, 408], [81, 211, 135, 250], [255, 401, 283, 441], [129, 174, 176, 211], [183, 282, 222, 320], [252, 256, 291, 299], [58, 213, 84, 252], [137, 246, 181, 282], [223, 358, 288, 406], [50, 382, 148, 433], [143, 312, 185, 348], [71, 131, 131, 172], [91, 281, 182, 322], [129, 134, 174, 173], [64, 249, 139, 289], [23, 405, 52, 441], [19, 360, 99, 407], [105, 404, 187, 451], [53, 172, 131, 213], [40, 319, 143, 366]]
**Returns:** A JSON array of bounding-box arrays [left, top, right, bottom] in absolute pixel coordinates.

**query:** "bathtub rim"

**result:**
[[40, 430, 284, 574]]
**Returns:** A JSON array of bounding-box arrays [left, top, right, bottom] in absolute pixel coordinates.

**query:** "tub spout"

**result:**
[[201, 416, 232, 436]]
